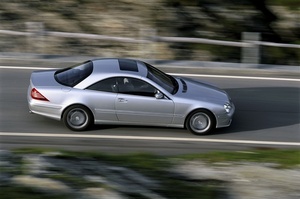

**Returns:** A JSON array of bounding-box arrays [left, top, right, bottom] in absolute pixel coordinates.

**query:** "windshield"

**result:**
[[144, 62, 178, 94], [54, 61, 93, 87]]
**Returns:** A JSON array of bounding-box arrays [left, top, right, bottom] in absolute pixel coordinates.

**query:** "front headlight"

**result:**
[[224, 103, 232, 113]]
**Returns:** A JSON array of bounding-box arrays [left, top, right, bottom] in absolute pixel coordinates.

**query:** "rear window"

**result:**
[[54, 61, 93, 87]]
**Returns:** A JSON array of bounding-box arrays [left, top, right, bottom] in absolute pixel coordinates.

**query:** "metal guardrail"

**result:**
[[1, 28, 299, 65], [155, 36, 251, 47], [1, 29, 299, 48], [0, 30, 31, 36], [251, 41, 300, 48]]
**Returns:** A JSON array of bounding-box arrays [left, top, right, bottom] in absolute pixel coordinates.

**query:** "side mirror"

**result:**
[[155, 91, 164, 99]]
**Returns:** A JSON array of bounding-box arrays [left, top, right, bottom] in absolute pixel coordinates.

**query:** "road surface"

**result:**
[[0, 66, 299, 154]]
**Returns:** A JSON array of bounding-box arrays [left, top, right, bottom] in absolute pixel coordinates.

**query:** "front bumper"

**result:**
[[216, 102, 235, 128]]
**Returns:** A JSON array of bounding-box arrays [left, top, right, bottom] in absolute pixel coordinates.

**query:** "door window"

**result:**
[[117, 77, 156, 97], [86, 78, 117, 93], [86, 77, 157, 97]]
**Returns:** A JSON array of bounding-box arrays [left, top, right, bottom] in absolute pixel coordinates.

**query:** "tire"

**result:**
[[186, 109, 215, 135], [63, 105, 93, 131]]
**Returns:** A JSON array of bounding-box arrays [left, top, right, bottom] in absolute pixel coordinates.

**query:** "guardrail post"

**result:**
[[139, 28, 156, 60], [242, 32, 260, 65], [26, 22, 44, 55]]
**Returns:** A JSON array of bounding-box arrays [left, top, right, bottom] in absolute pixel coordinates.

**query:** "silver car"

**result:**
[[27, 58, 234, 135]]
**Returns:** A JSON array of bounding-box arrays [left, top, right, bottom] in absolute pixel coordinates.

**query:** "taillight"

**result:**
[[31, 88, 49, 101]]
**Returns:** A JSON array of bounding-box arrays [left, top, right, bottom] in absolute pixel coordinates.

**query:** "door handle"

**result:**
[[118, 98, 127, 103]]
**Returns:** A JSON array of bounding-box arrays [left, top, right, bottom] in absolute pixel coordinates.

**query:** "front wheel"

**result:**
[[186, 110, 215, 135], [63, 105, 93, 131]]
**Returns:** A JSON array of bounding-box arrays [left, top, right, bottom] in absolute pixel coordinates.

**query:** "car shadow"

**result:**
[[89, 123, 185, 134], [214, 87, 300, 134]]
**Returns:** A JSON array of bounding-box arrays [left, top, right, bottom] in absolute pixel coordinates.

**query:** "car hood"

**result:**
[[175, 77, 229, 102]]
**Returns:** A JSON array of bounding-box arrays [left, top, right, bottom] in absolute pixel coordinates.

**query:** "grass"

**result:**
[[176, 149, 300, 168], [271, 0, 300, 8], [13, 147, 300, 168], [46, 173, 101, 189], [4, 148, 298, 199], [0, 186, 71, 199]]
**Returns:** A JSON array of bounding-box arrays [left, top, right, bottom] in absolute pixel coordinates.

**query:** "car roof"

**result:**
[[74, 58, 149, 89], [90, 58, 148, 77]]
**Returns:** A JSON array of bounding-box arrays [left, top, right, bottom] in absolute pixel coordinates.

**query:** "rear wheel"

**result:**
[[186, 110, 215, 135], [63, 105, 93, 131]]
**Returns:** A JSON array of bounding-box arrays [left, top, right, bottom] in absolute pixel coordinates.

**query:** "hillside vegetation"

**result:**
[[0, 0, 299, 64]]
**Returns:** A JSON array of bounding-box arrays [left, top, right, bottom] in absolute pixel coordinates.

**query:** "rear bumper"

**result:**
[[27, 84, 62, 120], [28, 98, 62, 121]]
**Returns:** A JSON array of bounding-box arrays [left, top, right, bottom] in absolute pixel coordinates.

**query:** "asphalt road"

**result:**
[[0, 66, 299, 155]]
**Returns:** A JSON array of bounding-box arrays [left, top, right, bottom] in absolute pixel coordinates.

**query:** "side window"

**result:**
[[86, 78, 118, 93], [117, 77, 156, 97]]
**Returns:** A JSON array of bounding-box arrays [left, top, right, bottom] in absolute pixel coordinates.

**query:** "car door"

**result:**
[[85, 78, 118, 122], [115, 77, 174, 124]]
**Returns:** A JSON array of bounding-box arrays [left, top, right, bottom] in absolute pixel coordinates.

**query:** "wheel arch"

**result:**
[[184, 108, 217, 129], [61, 103, 95, 123]]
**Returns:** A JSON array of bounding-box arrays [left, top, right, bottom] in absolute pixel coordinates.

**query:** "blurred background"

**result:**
[[1, 2, 299, 198], [0, 0, 299, 65]]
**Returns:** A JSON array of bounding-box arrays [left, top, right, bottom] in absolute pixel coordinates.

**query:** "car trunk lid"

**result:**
[[30, 69, 61, 87]]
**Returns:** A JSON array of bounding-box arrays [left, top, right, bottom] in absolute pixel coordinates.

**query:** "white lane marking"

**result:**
[[0, 66, 57, 70], [1, 65, 299, 82], [1, 132, 300, 146], [168, 73, 300, 82]]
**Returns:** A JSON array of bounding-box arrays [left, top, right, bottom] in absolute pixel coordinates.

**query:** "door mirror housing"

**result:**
[[155, 91, 164, 99]]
